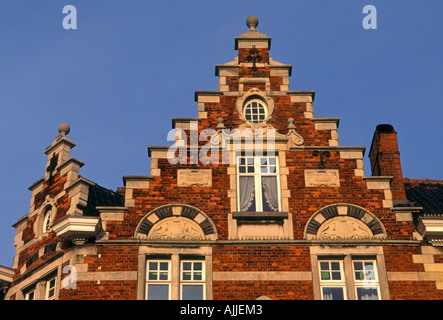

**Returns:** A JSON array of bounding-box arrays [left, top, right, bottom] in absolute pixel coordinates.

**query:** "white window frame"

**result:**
[[45, 276, 57, 300], [318, 260, 347, 300], [352, 260, 381, 300], [180, 260, 206, 300], [145, 257, 208, 300], [145, 260, 172, 300], [236, 154, 281, 212]]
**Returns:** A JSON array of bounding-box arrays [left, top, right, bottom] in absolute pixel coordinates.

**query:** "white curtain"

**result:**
[[239, 176, 255, 212], [262, 176, 279, 211]]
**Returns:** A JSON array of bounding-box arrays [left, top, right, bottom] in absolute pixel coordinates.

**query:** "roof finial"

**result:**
[[58, 123, 70, 136], [246, 16, 259, 30]]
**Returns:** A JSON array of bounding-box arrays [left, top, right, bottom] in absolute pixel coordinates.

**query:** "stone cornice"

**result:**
[[28, 178, 45, 191], [194, 91, 223, 102], [56, 157, 85, 172], [44, 136, 76, 155], [64, 176, 96, 193], [122, 176, 154, 187], [12, 214, 28, 229], [96, 238, 421, 247], [288, 90, 316, 102], [171, 118, 200, 129]]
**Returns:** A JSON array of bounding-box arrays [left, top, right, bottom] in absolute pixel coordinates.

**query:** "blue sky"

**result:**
[[0, 1, 441, 267]]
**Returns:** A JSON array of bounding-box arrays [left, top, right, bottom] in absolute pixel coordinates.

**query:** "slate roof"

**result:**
[[83, 183, 125, 216], [404, 179, 443, 216]]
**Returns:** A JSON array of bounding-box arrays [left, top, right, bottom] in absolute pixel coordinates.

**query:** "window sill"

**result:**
[[232, 211, 288, 221]]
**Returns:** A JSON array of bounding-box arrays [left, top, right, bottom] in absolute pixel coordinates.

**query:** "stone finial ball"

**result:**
[[246, 16, 259, 29], [58, 123, 70, 136]]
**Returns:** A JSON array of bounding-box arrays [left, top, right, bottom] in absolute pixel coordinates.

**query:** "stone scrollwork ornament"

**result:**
[[148, 217, 205, 240], [286, 118, 304, 147]]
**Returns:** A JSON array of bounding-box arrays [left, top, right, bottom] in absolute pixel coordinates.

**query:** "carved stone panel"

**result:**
[[177, 169, 212, 187], [316, 216, 372, 240], [147, 216, 205, 240], [304, 169, 340, 187]]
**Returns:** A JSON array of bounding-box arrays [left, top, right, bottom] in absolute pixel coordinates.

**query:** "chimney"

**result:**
[[369, 124, 408, 204]]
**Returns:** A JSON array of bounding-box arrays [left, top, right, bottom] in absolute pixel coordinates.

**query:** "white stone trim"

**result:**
[[213, 271, 311, 281]]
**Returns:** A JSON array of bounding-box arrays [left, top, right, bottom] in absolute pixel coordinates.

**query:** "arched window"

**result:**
[[243, 99, 267, 123], [42, 207, 53, 233]]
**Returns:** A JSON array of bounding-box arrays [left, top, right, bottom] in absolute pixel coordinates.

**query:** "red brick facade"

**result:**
[[3, 17, 443, 301]]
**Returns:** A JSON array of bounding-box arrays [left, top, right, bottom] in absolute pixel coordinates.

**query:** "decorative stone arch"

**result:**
[[134, 204, 218, 240], [304, 203, 387, 240], [236, 88, 275, 124]]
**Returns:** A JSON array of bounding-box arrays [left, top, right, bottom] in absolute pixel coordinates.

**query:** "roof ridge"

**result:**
[[404, 178, 443, 184]]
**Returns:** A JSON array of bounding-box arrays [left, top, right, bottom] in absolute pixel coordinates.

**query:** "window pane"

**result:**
[[183, 272, 192, 280], [148, 284, 169, 300], [331, 262, 340, 270], [183, 262, 192, 271], [331, 271, 341, 280], [239, 176, 256, 212], [26, 291, 35, 300], [356, 287, 379, 300], [160, 262, 169, 270], [149, 262, 158, 270], [261, 176, 279, 212], [322, 287, 344, 300], [321, 272, 330, 280], [194, 262, 202, 271], [355, 271, 365, 281], [149, 272, 158, 280], [194, 272, 202, 281], [182, 285, 204, 300], [354, 261, 363, 270], [320, 262, 329, 271], [159, 272, 169, 280]]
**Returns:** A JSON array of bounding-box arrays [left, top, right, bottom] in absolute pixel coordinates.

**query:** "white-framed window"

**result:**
[[237, 154, 280, 212], [25, 288, 35, 300], [318, 258, 381, 300], [180, 260, 205, 300], [145, 258, 207, 300], [45, 276, 57, 300], [42, 206, 53, 233], [319, 260, 347, 300], [244, 99, 267, 123], [353, 260, 380, 300], [146, 260, 171, 300]]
